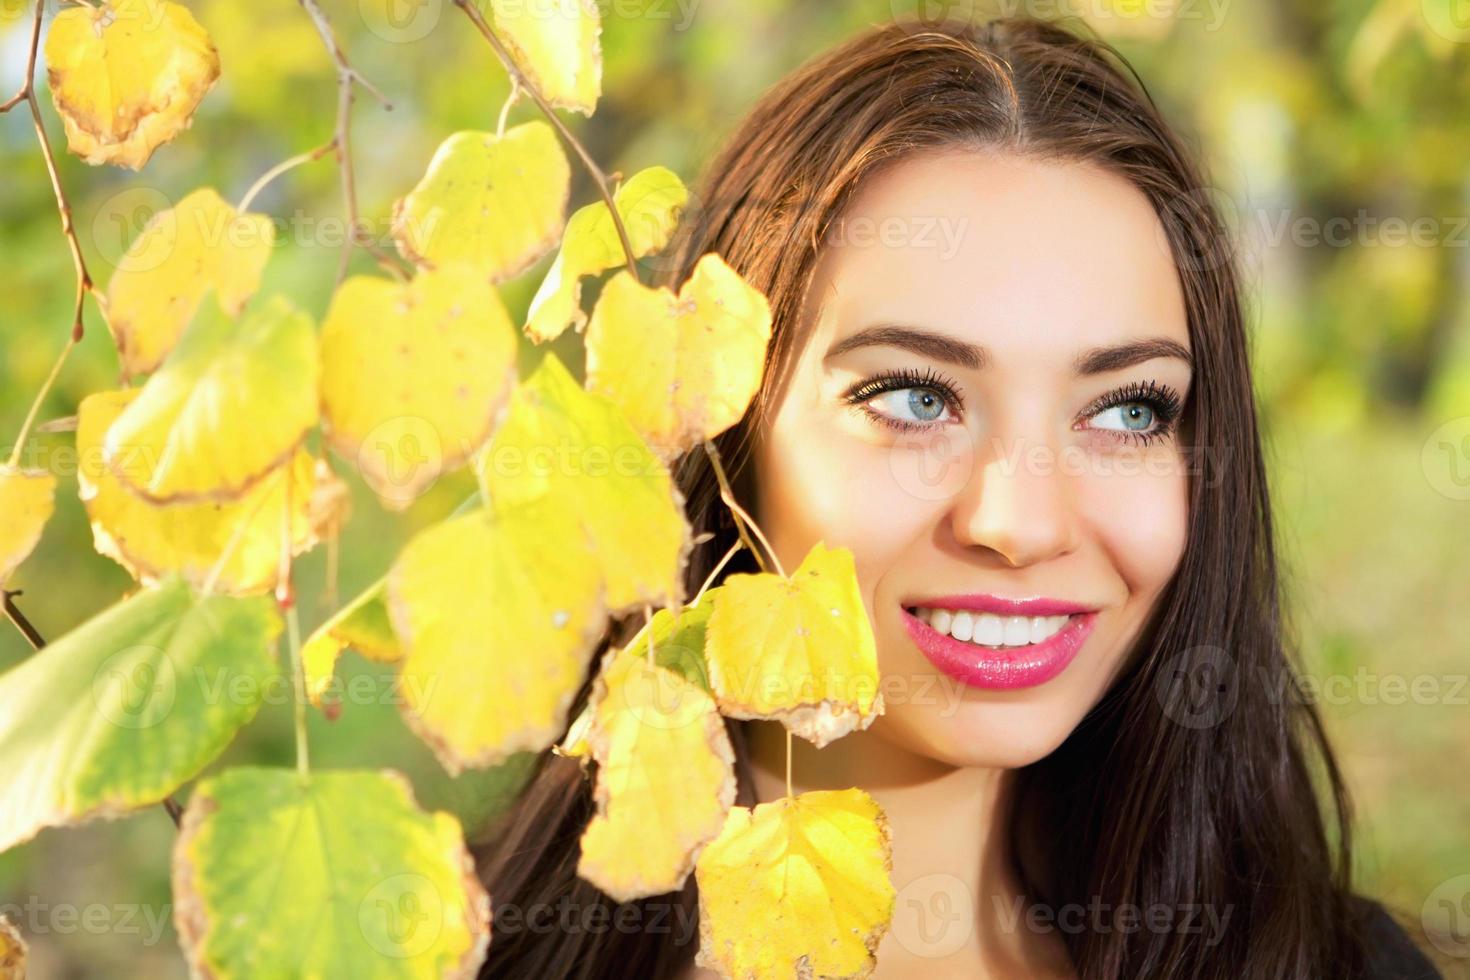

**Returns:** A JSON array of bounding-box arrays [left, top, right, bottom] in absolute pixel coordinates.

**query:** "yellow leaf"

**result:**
[[104, 293, 319, 503], [387, 498, 607, 773], [585, 252, 772, 458], [0, 466, 55, 585], [392, 122, 571, 282], [301, 577, 402, 707], [320, 266, 519, 509], [489, 0, 601, 116], [705, 542, 882, 748], [525, 165, 688, 344], [44, 0, 220, 169], [478, 352, 691, 611], [577, 635, 735, 901], [77, 389, 331, 595], [105, 187, 275, 377], [0, 913, 25, 980], [695, 788, 896, 980]]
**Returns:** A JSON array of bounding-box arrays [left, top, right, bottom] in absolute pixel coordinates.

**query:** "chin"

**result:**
[[872, 698, 1085, 770]]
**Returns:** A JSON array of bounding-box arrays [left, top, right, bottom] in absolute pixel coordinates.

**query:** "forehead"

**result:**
[[809, 148, 1190, 357]]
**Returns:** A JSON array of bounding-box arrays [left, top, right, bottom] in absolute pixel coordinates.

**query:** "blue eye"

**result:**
[[1079, 379, 1183, 446], [1090, 402, 1156, 432], [842, 367, 963, 433]]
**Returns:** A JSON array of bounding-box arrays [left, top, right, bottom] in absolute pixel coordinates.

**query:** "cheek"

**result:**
[[754, 413, 944, 591], [1077, 452, 1190, 601]]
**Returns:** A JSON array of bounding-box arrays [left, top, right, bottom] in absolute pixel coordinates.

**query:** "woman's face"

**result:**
[[750, 148, 1193, 769]]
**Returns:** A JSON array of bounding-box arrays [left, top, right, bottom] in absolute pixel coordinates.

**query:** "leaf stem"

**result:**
[[785, 729, 793, 799], [701, 440, 783, 577], [693, 540, 743, 604], [237, 139, 339, 213], [296, 0, 407, 286], [451, 0, 640, 282], [7, 333, 78, 470], [287, 602, 310, 782], [3, 0, 94, 341]]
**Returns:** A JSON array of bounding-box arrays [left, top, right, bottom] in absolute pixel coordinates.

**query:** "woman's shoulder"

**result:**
[[1351, 894, 1444, 980]]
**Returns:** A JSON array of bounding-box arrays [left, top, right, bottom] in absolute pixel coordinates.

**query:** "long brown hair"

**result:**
[[474, 15, 1378, 978]]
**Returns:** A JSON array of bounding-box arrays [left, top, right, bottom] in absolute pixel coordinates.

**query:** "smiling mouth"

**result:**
[[901, 604, 1076, 649]]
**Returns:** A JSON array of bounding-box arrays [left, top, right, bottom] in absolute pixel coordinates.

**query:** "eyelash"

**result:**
[[841, 371, 1184, 446]]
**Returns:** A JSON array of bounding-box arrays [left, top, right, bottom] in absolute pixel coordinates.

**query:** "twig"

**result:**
[[2, 588, 184, 825], [296, 0, 407, 285], [237, 138, 339, 213], [701, 440, 783, 576], [2, 0, 93, 341], [7, 333, 78, 469], [452, 0, 640, 282], [1, 590, 45, 651]]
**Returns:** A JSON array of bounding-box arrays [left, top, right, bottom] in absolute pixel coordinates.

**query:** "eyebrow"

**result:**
[[823, 324, 1192, 375]]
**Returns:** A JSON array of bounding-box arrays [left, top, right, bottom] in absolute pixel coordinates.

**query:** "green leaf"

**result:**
[[173, 767, 490, 978], [0, 577, 280, 854]]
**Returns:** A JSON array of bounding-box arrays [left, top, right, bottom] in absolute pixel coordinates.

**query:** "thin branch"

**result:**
[[237, 138, 338, 213], [702, 440, 783, 576], [452, 0, 640, 282], [4, 0, 93, 341], [297, 0, 406, 285], [1, 590, 45, 651], [8, 333, 78, 469], [2, 588, 184, 825]]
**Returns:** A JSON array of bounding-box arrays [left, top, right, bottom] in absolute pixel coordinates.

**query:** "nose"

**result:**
[[949, 434, 1080, 567]]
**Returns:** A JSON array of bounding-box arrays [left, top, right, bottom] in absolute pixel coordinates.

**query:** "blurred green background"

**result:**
[[2, 0, 1467, 975]]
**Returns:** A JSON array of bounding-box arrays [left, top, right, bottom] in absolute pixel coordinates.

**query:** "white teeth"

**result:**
[[911, 607, 1071, 648]]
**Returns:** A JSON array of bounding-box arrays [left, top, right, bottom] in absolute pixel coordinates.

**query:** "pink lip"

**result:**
[[900, 604, 1098, 690], [904, 593, 1096, 617]]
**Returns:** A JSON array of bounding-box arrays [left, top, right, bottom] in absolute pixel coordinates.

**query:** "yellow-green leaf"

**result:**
[[44, 0, 220, 169], [525, 165, 688, 344], [694, 788, 896, 980], [705, 542, 882, 748], [387, 497, 606, 773], [0, 577, 280, 854], [478, 352, 691, 611], [79, 389, 334, 595], [391, 122, 570, 282], [104, 293, 319, 504], [320, 266, 519, 509], [104, 187, 275, 376], [489, 0, 601, 116], [173, 767, 489, 978], [585, 252, 772, 457], [0, 466, 56, 586], [577, 637, 735, 901]]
